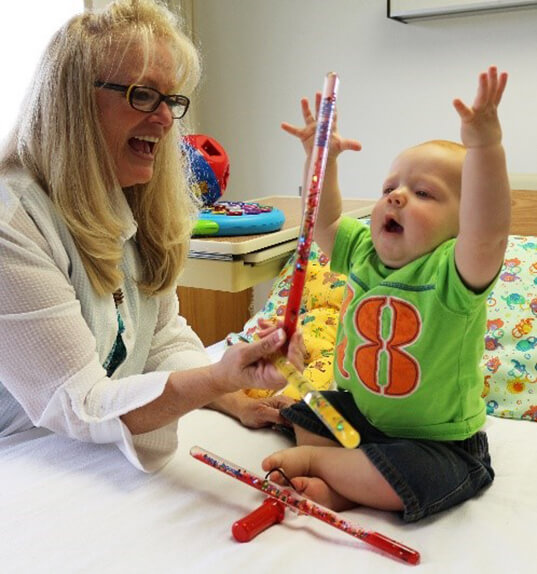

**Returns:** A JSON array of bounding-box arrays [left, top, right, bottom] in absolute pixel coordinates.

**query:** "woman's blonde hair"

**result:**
[[0, 0, 201, 296]]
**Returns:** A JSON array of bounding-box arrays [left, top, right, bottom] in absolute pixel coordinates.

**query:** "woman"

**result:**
[[0, 0, 301, 471]]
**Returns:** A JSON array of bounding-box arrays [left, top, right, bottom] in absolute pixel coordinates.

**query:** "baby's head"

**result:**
[[370, 140, 466, 268]]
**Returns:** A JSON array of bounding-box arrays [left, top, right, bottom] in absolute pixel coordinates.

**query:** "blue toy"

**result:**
[[197, 201, 285, 236], [183, 134, 285, 236]]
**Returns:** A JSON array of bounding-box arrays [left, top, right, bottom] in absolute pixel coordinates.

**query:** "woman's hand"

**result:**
[[206, 319, 305, 428], [212, 327, 290, 394], [213, 318, 306, 394], [231, 393, 296, 428], [256, 318, 307, 373]]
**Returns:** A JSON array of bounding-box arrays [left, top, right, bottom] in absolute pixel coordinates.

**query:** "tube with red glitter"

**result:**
[[191, 446, 420, 565], [283, 72, 339, 342]]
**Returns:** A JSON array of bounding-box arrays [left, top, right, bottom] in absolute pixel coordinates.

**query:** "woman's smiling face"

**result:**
[[95, 39, 177, 188]]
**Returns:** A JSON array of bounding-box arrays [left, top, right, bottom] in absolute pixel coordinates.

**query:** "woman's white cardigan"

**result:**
[[0, 169, 210, 471]]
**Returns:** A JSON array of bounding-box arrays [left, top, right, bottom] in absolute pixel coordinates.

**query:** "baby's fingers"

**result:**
[[340, 137, 362, 153], [482, 66, 507, 106], [452, 98, 473, 122], [473, 70, 492, 110], [281, 121, 307, 138], [313, 91, 322, 119], [493, 70, 508, 105], [300, 96, 317, 124], [473, 67, 508, 111]]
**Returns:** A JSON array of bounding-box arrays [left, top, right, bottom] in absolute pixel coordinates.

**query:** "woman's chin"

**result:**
[[118, 168, 154, 188]]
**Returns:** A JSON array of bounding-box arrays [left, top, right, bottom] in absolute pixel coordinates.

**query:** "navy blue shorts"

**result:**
[[280, 391, 494, 522]]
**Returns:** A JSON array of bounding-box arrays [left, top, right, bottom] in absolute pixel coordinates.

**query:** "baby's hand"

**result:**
[[452, 66, 508, 149], [282, 93, 361, 159]]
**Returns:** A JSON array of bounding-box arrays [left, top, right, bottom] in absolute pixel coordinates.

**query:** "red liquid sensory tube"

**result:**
[[364, 531, 421, 565]]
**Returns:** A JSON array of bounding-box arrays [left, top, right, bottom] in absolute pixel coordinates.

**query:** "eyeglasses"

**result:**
[[94, 81, 190, 119]]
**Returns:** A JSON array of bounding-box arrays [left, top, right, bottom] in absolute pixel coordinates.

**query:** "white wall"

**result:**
[[191, 0, 537, 201], [0, 0, 85, 141]]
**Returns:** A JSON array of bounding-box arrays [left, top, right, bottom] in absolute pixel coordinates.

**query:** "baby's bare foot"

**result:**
[[291, 476, 355, 512]]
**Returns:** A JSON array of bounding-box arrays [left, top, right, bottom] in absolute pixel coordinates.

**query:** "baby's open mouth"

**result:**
[[385, 217, 404, 233]]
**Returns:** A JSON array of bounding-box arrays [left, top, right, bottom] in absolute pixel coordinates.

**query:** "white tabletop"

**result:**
[[189, 195, 374, 257]]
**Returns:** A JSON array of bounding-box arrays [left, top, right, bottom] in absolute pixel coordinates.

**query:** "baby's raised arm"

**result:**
[[282, 94, 361, 258], [453, 66, 510, 291]]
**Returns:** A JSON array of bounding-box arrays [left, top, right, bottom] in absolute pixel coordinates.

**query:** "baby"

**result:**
[[263, 66, 510, 522]]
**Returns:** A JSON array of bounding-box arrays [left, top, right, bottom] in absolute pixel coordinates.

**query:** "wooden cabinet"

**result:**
[[177, 286, 252, 346], [177, 196, 375, 347]]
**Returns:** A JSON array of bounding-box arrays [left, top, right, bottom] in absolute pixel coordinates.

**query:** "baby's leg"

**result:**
[[262, 445, 403, 513], [294, 424, 340, 447], [262, 445, 353, 510]]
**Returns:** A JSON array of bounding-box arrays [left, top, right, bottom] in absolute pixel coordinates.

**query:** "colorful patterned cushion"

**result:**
[[481, 235, 537, 422], [226, 242, 345, 400], [229, 235, 537, 422]]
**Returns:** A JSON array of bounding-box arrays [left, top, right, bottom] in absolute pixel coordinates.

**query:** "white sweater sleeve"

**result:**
[[145, 288, 211, 373]]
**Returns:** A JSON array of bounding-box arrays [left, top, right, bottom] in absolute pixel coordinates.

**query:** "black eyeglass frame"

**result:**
[[94, 81, 190, 119]]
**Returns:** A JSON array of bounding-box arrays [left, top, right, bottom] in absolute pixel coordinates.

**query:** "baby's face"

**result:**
[[370, 143, 463, 268]]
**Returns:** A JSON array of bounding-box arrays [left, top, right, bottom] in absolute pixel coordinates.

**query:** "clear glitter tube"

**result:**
[[190, 446, 420, 565]]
